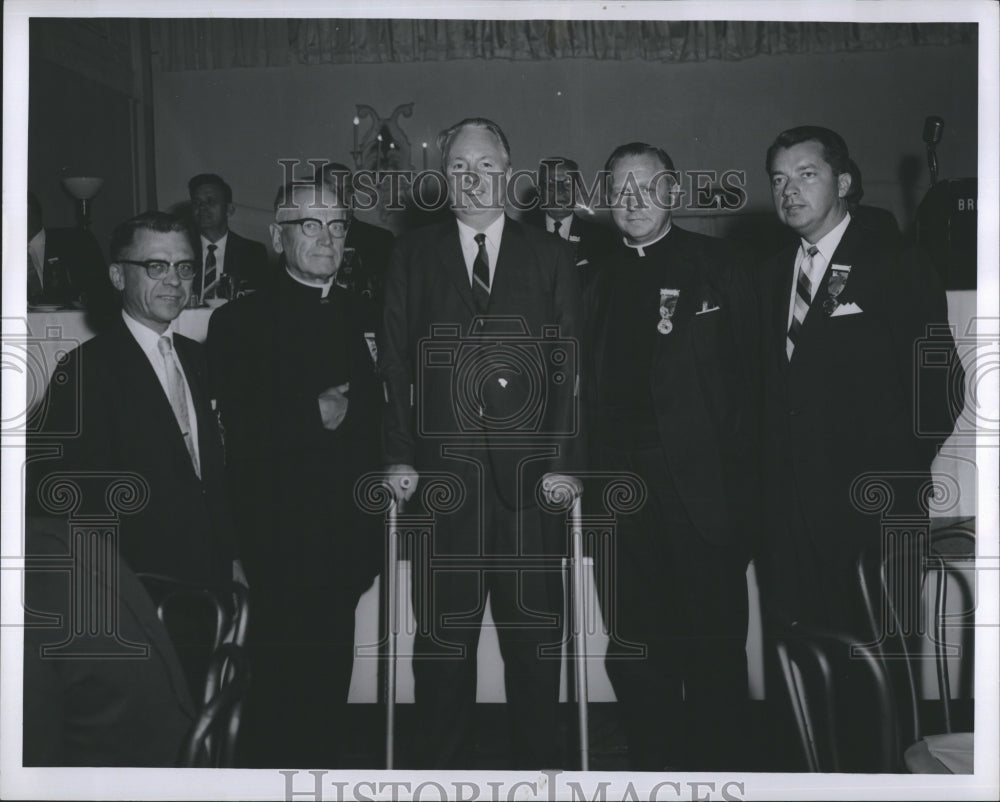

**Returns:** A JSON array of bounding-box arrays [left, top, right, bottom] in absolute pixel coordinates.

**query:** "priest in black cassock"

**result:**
[[206, 175, 381, 768], [582, 143, 761, 771]]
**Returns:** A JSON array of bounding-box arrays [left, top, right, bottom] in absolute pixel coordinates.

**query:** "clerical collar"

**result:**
[[285, 266, 335, 298], [623, 223, 673, 257]]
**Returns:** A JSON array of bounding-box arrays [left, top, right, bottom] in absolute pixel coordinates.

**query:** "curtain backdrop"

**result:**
[[150, 19, 976, 71]]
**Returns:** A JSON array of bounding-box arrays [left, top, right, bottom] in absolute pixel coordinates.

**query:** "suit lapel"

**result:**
[[489, 217, 530, 312], [437, 221, 477, 315]]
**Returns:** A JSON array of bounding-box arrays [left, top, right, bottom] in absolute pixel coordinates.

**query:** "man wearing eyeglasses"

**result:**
[[206, 175, 381, 768], [30, 211, 237, 588]]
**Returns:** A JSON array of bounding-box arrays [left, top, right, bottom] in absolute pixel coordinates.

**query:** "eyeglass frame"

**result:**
[[277, 217, 352, 239], [115, 259, 198, 280]]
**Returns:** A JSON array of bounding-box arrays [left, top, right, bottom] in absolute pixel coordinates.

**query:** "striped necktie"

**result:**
[[157, 336, 201, 478], [472, 233, 490, 313], [202, 243, 218, 299], [786, 245, 818, 361]]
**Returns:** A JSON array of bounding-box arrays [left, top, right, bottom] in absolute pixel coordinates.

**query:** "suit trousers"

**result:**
[[407, 465, 564, 769], [597, 442, 750, 770]]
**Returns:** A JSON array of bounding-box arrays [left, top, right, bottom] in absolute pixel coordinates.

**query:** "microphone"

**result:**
[[923, 116, 944, 146], [923, 116, 944, 185]]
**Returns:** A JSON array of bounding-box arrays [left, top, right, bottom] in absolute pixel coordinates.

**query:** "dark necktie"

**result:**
[[202, 243, 218, 299], [472, 233, 490, 313], [786, 245, 818, 360], [552, 220, 562, 238]]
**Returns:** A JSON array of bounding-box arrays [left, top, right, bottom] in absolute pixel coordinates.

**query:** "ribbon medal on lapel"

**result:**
[[823, 264, 852, 316], [658, 288, 680, 334]]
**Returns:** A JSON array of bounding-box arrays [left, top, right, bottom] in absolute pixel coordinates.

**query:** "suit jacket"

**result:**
[[758, 217, 962, 561], [343, 218, 395, 305], [28, 318, 235, 586], [23, 516, 195, 766], [217, 229, 269, 290], [583, 226, 761, 549], [30, 227, 115, 314], [206, 271, 382, 598], [379, 216, 584, 511], [523, 210, 618, 281]]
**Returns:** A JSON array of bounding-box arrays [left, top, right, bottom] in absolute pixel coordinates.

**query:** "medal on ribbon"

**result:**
[[658, 288, 680, 334], [823, 264, 852, 315]]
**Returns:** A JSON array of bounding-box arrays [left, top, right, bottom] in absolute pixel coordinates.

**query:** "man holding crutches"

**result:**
[[379, 117, 584, 769]]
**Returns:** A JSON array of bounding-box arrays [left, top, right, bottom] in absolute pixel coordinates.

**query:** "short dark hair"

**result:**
[[604, 142, 676, 174], [539, 156, 580, 173], [437, 118, 511, 169], [765, 126, 851, 177], [845, 159, 865, 206], [188, 173, 233, 203], [109, 211, 194, 262], [272, 175, 349, 214]]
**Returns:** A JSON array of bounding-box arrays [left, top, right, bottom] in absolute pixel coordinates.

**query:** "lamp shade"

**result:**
[[61, 176, 104, 200]]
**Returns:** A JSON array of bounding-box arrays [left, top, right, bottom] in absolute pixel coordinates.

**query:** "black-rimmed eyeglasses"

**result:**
[[117, 259, 198, 280], [278, 218, 350, 239]]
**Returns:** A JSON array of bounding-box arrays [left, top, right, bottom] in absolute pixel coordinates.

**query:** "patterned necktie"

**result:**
[[786, 245, 818, 361], [157, 336, 201, 478], [472, 233, 490, 313], [202, 243, 218, 299]]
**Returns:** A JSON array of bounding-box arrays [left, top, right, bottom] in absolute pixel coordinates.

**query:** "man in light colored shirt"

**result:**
[[758, 125, 963, 642], [188, 173, 269, 299], [379, 117, 583, 768]]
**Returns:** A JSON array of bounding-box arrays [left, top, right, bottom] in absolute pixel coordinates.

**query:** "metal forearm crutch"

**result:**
[[570, 494, 590, 771], [384, 477, 410, 770], [384, 496, 399, 769]]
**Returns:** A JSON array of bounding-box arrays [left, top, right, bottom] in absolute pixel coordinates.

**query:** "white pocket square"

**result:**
[[576, 258, 590, 267], [830, 302, 863, 317], [696, 305, 721, 315]]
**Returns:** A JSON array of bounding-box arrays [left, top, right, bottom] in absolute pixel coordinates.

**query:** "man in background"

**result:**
[[524, 156, 617, 285], [207, 175, 381, 767], [27, 191, 115, 325], [188, 173, 269, 299]]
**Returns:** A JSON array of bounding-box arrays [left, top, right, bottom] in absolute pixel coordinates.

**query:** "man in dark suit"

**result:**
[[207, 176, 382, 768], [27, 191, 116, 325], [29, 211, 238, 588], [758, 126, 962, 635], [523, 156, 617, 285], [582, 142, 759, 770], [380, 117, 584, 768], [321, 162, 395, 315], [188, 173, 270, 299]]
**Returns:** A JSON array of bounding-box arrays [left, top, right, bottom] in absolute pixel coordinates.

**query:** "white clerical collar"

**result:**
[[456, 213, 505, 246], [802, 212, 851, 263], [623, 223, 672, 257], [285, 266, 335, 298]]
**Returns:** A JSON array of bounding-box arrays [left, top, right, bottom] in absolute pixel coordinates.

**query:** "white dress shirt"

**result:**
[[121, 310, 200, 466], [456, 214, 505, 287], [545, 214, 573, 239], [786, 212, 851, 331], [201, 231, 229, 272]]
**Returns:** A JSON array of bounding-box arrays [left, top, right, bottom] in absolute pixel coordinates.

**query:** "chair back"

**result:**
[[179, 643, 252, 767], [774, 622, 901, 772]]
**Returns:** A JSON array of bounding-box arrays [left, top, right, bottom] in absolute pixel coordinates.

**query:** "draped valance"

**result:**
[[149, 19, 976, 71]]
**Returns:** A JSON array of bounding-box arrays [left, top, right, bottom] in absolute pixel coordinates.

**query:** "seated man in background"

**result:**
[[23, 516, 195, 767], [27, 191, 116, 327], [207, 175, 382, 768], [523, 156, 617, 285], [188, 173, 269, 299]]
